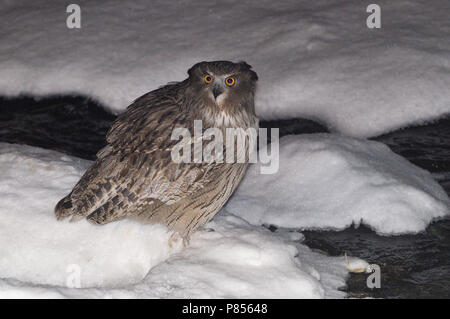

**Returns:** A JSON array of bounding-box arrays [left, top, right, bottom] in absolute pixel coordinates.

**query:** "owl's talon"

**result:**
[[168, 232, 178, 248], [168, 232, 190, 248]]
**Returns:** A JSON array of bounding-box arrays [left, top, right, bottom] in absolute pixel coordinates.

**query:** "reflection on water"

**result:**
[[0, 95, 449, 298]]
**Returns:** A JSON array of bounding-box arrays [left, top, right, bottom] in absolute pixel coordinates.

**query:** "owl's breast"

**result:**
[[211, 109, 258, 130]]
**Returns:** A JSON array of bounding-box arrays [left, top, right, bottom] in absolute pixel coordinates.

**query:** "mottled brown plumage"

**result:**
[[55, 61, 258, 241]]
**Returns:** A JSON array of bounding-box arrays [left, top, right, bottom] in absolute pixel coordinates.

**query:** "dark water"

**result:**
[[0, 95, 449, 298], [0, 96, 115, 160]]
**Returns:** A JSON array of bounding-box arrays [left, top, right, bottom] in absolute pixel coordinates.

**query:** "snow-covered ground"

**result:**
[[226, 134, 450, 234], [0, 0, 449, 137], [0, 142, 369, 298]]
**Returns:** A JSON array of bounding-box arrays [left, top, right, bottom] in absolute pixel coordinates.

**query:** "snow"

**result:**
[[0, 143, 179, 288], [1, 0, 449, 137], [226, 134, 450, 235], [0, 142, 362, 298]]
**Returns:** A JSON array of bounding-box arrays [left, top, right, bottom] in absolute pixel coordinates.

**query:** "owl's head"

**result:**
[[186, 61, 258, 120]]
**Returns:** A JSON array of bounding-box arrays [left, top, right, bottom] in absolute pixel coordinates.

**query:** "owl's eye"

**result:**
[[204, 74, 213, 84], [225, 77, 235, 87]]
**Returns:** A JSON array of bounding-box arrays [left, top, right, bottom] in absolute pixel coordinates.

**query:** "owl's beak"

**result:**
[[212, 86, 223, 99]]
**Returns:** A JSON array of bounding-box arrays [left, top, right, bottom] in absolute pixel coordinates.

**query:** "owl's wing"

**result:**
[[106, 89, 184, 156], [65, 149, 219, 225], [56, 86, 222, 224]]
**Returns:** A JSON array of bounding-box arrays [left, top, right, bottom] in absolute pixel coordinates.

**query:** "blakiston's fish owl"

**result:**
[[55, 61, 258, 243]]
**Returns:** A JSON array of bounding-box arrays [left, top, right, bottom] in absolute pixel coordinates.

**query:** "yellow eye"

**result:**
[[204, 74, 213, 84], [225, 77, 235, 86]]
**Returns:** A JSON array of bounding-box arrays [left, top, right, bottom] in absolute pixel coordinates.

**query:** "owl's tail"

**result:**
[[54, 193, 74, 220]]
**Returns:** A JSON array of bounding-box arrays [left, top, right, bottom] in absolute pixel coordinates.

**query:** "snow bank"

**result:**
[[0, 143, 179, 288], [226, 134, 450, 234], [1, 0, 449, 137], [0, 143, 357, 298]]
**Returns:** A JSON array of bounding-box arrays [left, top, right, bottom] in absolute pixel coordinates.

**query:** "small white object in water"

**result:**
[[344, 252, 370, 273]]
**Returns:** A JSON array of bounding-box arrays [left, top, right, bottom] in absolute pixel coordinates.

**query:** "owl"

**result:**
[[55, 61, 258, 244]]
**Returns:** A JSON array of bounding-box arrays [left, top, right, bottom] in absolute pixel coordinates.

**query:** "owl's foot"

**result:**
[[168, 232, 190, 248]]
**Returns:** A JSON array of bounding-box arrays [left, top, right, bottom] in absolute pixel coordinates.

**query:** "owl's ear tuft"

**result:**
[[238, 61, 258, 81], [188, 61, 207, 77], [248, 69, 258, 81], [238, 61, 252, 70]]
